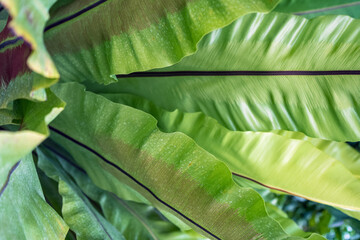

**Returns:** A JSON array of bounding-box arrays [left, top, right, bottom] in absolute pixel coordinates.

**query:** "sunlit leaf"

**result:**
[[87, 12, 360, 141], [44, 0, 280, 84], [101, 92, 360, 213], [49, 82, 323, 239]]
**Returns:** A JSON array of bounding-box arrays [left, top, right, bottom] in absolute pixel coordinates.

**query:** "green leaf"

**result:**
[[43, 138, 201, 235], [38, 146, 207, 240], [0, 89, 64, 186], [0, 153, 68, 239], [0, 9, 8, 31], [100, 92, 360, 212], [274, 0, 360, 19], [44, 0, 279, 84], [44, 138, 151, 205], [0, 0, 59, 79], [0, 16, 51, 108], [272, 130, 360, 179], [265, 203, 311, 237], [49, 82, 322, 240], [0, 130, 44, 186], [0, 9, 62, 143], [86, 12, 360, 142], [0, 2, 60, 132], [37, 148, 126, 240]]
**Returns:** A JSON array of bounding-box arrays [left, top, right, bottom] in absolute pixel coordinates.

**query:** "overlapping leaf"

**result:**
[[44, 0, 280, 84], [0, 0, 59, 78], [0, 89, 64, 186], [38, 147, 208, 240], [0, 3, 59, 129], [49, 82, 324, 240], [0, 153, 68, 239], [101, 92, 360, 213], [37, 148, 126, 240], [0, 2, 64, 173], [44, 134, 204, 235], [87, 12, 360, 141], [0, 15, 47, 108], [0, 130, 44, 186]]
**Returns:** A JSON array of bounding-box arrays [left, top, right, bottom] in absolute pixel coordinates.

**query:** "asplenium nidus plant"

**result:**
[[0, 0, 359, 239]]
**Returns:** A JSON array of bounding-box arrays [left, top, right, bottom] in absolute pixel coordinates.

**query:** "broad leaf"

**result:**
[[38, 146, 208, 240], [0, 153, 68, 239], [43, 138, 150, 205], [44, 134, 202, 234], [101, 92, 360, 213], [49, 82, 323, 240], [44, 0, 280, 84], [274, 0, 360, 19], [86, 12, 360, 141]]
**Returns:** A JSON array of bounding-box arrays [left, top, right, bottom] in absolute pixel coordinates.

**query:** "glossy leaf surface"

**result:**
[[87, 12, 360, 141], [49, 82, 323, 240], [102, 92, 360, 213], [44, 0, 279, 84], [272, 130, 360, 179]]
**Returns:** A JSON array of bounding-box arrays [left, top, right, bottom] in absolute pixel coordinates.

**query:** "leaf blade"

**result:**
[[0, 154, 68, 240], [86, 12, 360, 141], [49, 82, 321, 240], [44, 0, 280, 84]]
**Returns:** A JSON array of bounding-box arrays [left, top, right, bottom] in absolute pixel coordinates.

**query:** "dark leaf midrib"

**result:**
[[116, 70, 360, 78], [0, 161, 20, 197], [49, 126, 221, 240], [0, 0, 107, 50], [0, 37, 23, 51], [44, 145, 159, 240], [44, 0, 107, 32]]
